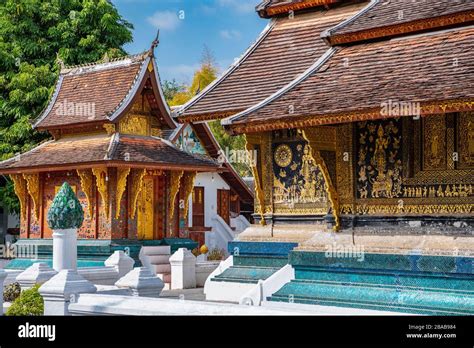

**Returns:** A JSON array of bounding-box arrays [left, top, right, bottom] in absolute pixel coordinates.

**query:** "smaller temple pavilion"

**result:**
[[0, 47, 225, 264]]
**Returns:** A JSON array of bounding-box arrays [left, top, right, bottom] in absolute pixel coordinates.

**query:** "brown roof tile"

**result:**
[[112, 134, 219, 169], [177, 2, 367, 121], [325, 0, 474, 44], [226, 26, 474, 132], [0, 134, 112, 171], [0, 133, 220, 173], [34, 54, 149, 129]]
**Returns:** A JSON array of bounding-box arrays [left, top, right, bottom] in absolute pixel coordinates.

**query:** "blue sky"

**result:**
[[112, 0, 268, 84]]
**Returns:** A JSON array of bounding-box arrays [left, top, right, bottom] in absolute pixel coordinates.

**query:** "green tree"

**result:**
[[209, 120, 251, 177], [162, 79, 187, 103], [6, 284, 44, 316], [169, 46, 251, 177], [0, 0, 133, 213]]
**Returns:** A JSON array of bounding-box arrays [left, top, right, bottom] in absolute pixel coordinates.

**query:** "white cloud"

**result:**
[[147, 11, 181, 31], [220, 29, 242, 40], [217, 0, 255, 14]]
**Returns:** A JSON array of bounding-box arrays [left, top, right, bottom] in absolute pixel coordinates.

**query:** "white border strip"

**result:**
[[108, 56, 151, 122], [222, 47, 337, 125], [32, 75, 64, 128], [320, 0, 380, 41]]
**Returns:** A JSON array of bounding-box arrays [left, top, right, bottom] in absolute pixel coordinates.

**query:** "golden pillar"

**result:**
[[244, 132, 272, 225], [301, 128, 341, 231]]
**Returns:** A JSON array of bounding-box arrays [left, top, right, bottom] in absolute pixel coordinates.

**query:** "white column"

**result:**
[[52, 228, 77, 271], [169, 248, 196, 289]]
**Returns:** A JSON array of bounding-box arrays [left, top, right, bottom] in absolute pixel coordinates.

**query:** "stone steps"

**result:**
[[294, 268, 474, 294], [265, 250, 474, 315], [211, 266, 281, 284], [268, 278, 474, 315], [139, 246, 172, 289]]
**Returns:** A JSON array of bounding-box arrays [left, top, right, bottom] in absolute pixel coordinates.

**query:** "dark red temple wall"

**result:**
[[110, 169, 129, 240], [155, 174, 166, 239], [41, 172, 96, 239]]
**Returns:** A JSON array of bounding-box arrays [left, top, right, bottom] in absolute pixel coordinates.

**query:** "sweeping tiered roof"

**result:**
[[324, 0, 474, 44], [0, 133, 218, 174], [175, 1, 368, 122], [223, 0, 474, 134], [34, 52, 174, 130], [0, 52, 222, 173]]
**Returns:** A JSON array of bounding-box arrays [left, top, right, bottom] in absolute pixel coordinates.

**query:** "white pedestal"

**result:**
[[52, 228, 77, 271], [104, 251, 135, 277], [39, 269, 97, 315], [115, 267, 164, 298], [16, 263, 57, 289], [169, 248, 196, 290]]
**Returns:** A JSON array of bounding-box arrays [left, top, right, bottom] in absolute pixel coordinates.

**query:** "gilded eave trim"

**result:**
[[229, 99, 474, 135], [328, 10, 474, 45], [260, 0, 339, 18], [177, 110, 243, 124]]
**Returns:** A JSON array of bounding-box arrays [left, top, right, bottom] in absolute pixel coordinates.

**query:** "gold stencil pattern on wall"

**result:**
[[356, 119, 403, 199], [459, 112, 474, 168], [137, 176, 154, 240], [423, 115, 446, 170], [274, 144, 293, 167], [119, 114, 149, 136], [130, 168, 146, 219]]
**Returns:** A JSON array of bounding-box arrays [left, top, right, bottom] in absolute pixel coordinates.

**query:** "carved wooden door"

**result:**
[[192, 186, 205, 227], [217, 189, 230, 225]]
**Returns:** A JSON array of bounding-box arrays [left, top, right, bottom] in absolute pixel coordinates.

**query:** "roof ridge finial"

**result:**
[[56, 52, 66, 71], [102, 51, 110, 63], [150, 29, 160, 56]]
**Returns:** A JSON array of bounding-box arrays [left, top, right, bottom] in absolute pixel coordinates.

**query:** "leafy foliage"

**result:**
[[206, 248, 226, 261], [3, 281, 21, 302], [162, 79, 187, 103], [0, 0, 133, 212], [6, 284, 44, 316], [163, 46, 251, 177]]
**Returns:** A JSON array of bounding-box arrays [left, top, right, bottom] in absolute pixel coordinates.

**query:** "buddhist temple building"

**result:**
[[0, 48, 253, 267], [177, 0, 474, 313], [177, 0, 474, 235]]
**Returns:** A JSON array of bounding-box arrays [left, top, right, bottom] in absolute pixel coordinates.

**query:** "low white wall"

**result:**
[[195, 261, 219, 287], [230, 215, 251, 234], [67, 293, 317, 316]]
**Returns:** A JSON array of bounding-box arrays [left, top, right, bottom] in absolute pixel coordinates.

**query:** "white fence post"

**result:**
[[169, 248, 196, 289]]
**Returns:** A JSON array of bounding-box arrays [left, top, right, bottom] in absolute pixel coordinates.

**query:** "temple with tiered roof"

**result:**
[[177, 0, 474, 314], [0, 47, 253, 269]]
